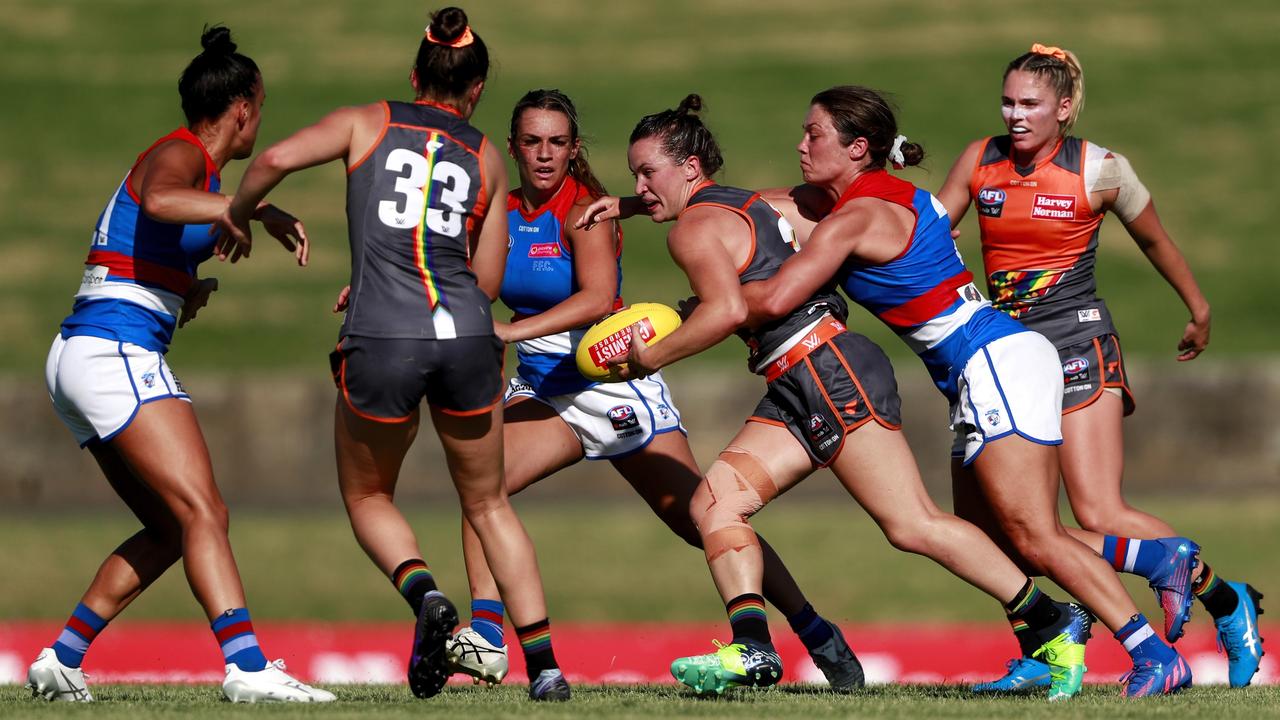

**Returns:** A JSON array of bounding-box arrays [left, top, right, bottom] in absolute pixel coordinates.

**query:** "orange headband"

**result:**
[[1030, 43, 1067, 61], [425, 25, 475, 48]]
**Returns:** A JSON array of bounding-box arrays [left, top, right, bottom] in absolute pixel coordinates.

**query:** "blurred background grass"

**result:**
[[1, 1, 1276, 624], [1, 0, 1277, 376]]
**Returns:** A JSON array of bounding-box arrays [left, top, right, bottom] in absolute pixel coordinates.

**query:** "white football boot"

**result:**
[[25, 648, 93, 702], [222, 659, 336, 702], [446, 625, 509, 685]]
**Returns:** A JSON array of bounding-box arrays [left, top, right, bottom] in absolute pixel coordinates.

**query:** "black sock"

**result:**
[[1191, 563, 1241, 620], [727, 593, 771, 646], [516, 618, 559, 676], [1005, 580, 1061, 635]]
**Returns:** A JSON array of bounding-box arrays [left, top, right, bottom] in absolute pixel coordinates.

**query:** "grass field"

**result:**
[[3, 683, 1279, 719], [2, 496, 1275, 623], [1, 1, 1278, 376]]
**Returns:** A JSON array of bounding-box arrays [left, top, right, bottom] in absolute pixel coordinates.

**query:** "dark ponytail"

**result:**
[[178, 25, 260, 126], [415, 7, 489, 102], [810, 86, 925, 170], [629, 93, 724, 177], [510, 89, 607, 198]]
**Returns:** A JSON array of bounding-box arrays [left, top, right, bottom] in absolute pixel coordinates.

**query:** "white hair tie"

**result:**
[[888, 135, 908, 169]]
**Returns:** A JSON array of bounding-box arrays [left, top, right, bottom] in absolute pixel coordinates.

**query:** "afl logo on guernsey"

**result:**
[[977, 187, 1006, 218]]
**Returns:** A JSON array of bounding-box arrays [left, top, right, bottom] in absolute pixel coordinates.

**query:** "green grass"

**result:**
[[1, 496, 1276, 623], [1, 1, 1278, 375], [2, 683, 1278, 719]]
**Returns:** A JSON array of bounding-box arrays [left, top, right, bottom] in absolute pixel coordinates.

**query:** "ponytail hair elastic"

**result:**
[[888, 134, 908, 170], [425, 24, 475, 48], [1030, 43, 1067, 61]]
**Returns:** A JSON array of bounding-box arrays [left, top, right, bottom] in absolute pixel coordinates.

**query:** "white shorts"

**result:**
[[46, 334, 190, 447], [505, 372, 686, 460], [950, 331, 1063, 465]]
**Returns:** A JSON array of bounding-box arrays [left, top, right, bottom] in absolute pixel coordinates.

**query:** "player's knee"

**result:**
[[881, 520, 931, 555], [1069, 500, 1129, 535], [458, 493, 511, 526], [650, 496, 702, 549], [173, 494, 229, 535]]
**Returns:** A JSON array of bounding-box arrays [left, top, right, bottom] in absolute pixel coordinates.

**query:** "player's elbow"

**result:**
[[257, 144, 293, 175], [719, 296, 749, 330]]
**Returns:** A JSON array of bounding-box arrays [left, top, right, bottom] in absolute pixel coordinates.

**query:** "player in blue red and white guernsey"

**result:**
[[939, 44, 1262, 690], [33, 26, 332, 704], [219, 8, 567, 703], [440, 90, 863, 692], [578, 95, 1085, 698], [743, 85, 1192, 698]]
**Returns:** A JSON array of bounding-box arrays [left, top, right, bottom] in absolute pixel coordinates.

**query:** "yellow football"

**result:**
[[575, 302, 682, 382]]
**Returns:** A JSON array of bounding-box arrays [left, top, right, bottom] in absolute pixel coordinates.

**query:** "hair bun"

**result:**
[[676, 94, 704, 116], [429, 6, 470, 44], [200, 25, 236, 55]]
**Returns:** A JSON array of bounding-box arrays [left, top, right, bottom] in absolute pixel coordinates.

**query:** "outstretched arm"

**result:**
[[739, 213, 854, 327], [216, 105, 367, 261]]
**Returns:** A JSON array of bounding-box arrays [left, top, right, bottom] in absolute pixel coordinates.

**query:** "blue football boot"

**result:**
[[1121, 647, 1192, 697], [1215, 582, 1265, 688], [1146, 537, 1200, 642], [971, 656, 1052, 693]]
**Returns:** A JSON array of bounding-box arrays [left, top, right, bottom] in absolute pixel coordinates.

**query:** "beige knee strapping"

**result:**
[[698, 446, 779, 561]]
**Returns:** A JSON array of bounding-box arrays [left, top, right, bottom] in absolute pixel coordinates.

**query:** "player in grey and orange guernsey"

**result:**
[[939, 44, 1262, 690], [218, 8, 568, 702], [440, 90, 864, 693], [578, 95, 1077, 697]]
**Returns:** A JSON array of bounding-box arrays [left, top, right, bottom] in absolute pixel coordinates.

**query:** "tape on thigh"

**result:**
[[700, 447, 779, 561]]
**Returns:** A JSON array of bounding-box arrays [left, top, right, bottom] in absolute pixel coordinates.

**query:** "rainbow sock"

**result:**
[[470, 599, 505, 647], [211, 608, 268, 672], [392, 559, 437, 616], [727, 593, 771, 646], [516, 618, 558, 676], [52, 603, 107, 668], [1192, 563, 1239, 619]]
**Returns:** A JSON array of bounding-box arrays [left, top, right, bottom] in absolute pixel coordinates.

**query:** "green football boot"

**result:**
[[670, 640, 782, 696], [1031, 602, 1093, 701]]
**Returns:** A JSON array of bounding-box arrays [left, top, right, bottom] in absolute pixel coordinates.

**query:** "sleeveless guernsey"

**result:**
[[342, 101, 494, 340]]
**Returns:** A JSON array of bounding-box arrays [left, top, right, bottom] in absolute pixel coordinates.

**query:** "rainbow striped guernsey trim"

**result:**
[[727, 596, 767, 624], [414, 132, 444, 310], [518, 623, 552, 653], [394, 561, 432, 596]]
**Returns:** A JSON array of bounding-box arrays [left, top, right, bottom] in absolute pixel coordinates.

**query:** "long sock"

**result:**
[[1192, 563, 1239, 619], [516, 618, 558, 676], [727, 593, 771, 646], [51, 603, 107, 669], [1102, 536, 1167, 577], [211, 608, 268, 672], [785, 602, 833, 651], [470, 599, 505, 646], [1115, 613, 1176, 665], [392, 559, 437, 617]]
